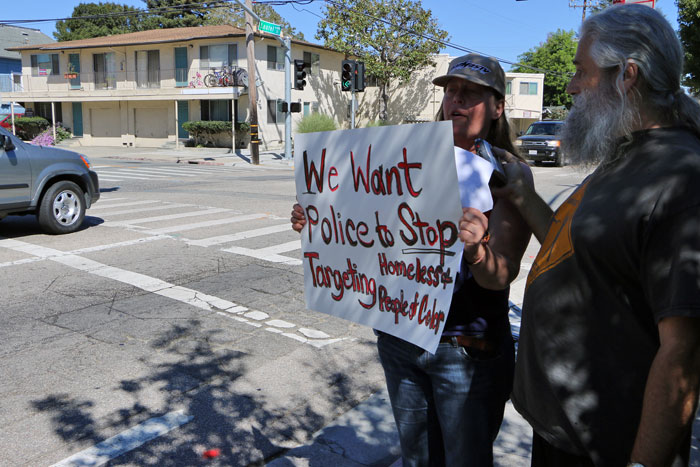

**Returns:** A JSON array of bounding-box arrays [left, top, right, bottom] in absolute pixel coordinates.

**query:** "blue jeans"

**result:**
[[377, 332, 514, 467]]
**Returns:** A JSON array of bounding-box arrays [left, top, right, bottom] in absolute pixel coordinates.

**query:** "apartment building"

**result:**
[[359, 54, 545, 135], [3, 25, 354, 149]]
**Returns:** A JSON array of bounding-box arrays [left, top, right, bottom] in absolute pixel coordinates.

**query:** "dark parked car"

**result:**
[[0, 126, 99, 234], [515, 120, 565, 166]]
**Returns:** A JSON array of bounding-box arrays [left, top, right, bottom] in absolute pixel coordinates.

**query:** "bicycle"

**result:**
[[204, 67, 232, 87], [188, 72, 204, 88]]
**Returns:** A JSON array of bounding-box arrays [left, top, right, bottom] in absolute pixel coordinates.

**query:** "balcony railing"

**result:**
[[0, 73, 24, 92], [4, 67, 249, 94]]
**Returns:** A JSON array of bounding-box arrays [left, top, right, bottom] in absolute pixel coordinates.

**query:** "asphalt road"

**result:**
[[5, 159, 695, 466]]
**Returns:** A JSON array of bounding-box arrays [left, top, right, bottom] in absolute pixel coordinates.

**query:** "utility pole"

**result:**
[[245, 0, 259, 165], [569, 0, 600, 21], [284, 37, 292, 160]]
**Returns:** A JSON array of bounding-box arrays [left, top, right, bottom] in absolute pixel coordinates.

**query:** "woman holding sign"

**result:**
[[291, 53, 533, 466]]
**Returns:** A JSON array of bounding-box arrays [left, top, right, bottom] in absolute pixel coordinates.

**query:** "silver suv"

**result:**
[[0, 127, 100, 234]]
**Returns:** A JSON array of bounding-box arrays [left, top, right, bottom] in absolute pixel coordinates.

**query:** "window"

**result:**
[[30, 53, 59, 76], [136, 50, 160, 88], [505, 81, 512, 95], [34, 102, 62, 123], [201, 100, 236, 122], [200, 44, 237, 72], [365, 74, 379, 87], [267, 98, 283, 123], [303, 102, 319, 117], [267, 46, 284, 71], [303, 51, 320, 76], [519, 81, 538, 95], [93, 52, 117, 89]]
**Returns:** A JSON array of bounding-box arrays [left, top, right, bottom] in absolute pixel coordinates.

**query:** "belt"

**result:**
[[440, 335, 495, 353]]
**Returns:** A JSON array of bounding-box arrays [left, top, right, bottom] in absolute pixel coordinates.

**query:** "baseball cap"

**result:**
[[433, 53, 505, 97]]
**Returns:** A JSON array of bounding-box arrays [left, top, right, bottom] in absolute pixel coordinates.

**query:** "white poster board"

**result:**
[[294, 121, 491, 353]]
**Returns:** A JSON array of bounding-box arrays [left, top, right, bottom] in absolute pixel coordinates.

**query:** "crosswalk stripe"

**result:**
[[145, 213, 268, 234], [125, 168, 197, 176], [94, 203, 191, 217], [186, 223, 293, 247], [222, 240, 301, 265], [103, 208, 230, 226], [91, 200, 162, 210], [103, 168, 170, 178], [95, 172, 154, 180]]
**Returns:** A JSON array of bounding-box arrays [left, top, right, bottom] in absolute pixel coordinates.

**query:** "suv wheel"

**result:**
[[38, 181, 86, 234]]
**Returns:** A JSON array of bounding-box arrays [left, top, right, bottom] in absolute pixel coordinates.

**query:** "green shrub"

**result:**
[[55, 125, 72, 143], [15, 116, 50, 140], [182, 120, 249, 147], [296, 113, 337, 133]]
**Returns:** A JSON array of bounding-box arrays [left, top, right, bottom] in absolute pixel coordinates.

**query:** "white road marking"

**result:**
[[185, 223, 292, 247], [103, 208, 230, 227], [91, 203, 191, 217], [94, 172, 154, 180], [145, 213, 267, 234], [127, 168, 197, 176], [94, 197, 128, 202], [90, 200, 162, 210], [222, 240, 302, 265], [104, 168, 169, 178], [50, 410, 193, 467], [0, 237, 341, 348]]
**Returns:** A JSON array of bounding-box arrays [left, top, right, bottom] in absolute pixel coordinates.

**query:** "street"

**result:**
[[1, 156, 696, 466]]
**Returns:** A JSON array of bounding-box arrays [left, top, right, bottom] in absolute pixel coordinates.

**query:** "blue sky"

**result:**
[[3, 0, 679, 69]]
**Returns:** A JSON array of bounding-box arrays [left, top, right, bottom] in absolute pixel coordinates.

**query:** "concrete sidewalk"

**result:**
[[266, 388, 532, 467], [56, 141, 295, 168]]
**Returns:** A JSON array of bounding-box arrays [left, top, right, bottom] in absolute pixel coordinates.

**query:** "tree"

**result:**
[[140, 0, 212, 29], [677, 0, 700, 94], [316, 0, 448, 121], [208, 4, 305, 40], [54, 2, 142, 41], [511, 29, 578, 108]]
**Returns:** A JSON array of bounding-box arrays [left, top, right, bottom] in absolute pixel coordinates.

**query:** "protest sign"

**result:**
[[294, 121, 480, 353]]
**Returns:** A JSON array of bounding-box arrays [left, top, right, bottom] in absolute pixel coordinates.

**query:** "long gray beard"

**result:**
[[561, 85, 640, 170]]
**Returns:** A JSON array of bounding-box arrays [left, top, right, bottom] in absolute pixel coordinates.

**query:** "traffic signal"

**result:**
[[294, 59, 306, 90], [355, 61, 365, 92], [341, 59, 356, 92]]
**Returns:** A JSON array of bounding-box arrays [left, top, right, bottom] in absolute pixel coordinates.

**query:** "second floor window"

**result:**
[[519, 81, 538, 95], [200, 44, 237, 72], [303, 51, 320, 76], [506, 81, 512, 95], [93, 52, 117, 89], [30, 53, 59, 76], [267, 46, 284, 71], [136, 50, 160, 88]]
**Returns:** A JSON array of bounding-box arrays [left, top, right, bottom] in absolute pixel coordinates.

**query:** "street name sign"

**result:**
[[258, 20, 282, 36]]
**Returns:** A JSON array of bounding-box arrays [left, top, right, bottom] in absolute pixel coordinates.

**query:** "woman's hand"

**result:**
[[459, 207, 489, 264], [291, 203, 306, 233]]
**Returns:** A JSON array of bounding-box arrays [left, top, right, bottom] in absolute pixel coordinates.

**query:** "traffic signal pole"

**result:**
[[284, 37, 292, 160]]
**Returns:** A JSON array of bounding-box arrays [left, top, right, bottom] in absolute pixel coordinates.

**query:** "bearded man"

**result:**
[[495, 4, 700, 467]]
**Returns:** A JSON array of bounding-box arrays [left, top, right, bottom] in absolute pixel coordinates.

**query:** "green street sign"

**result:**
[[258, 20, 282, 36]]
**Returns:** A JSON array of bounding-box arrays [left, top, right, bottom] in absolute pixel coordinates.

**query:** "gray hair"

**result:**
[[582, 4, 700, 136]]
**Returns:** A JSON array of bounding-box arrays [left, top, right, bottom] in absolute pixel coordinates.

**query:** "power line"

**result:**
[[0, 0, 571, 77]]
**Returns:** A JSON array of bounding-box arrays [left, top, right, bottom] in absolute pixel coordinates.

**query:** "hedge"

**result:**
[[182, 120, 250, 147], [14, 116, 50, 140]]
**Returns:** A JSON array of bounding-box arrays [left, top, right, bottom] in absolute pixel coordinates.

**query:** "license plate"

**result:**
[[528, 150, 537, 155]]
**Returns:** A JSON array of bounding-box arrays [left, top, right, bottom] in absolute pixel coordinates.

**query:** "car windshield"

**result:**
[[525, 123, 562, 136]]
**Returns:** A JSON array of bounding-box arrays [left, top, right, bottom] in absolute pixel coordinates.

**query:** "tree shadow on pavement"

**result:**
[[30, 317, 381, 466]]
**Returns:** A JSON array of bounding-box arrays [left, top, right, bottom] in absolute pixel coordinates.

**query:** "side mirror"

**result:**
[[517, 131, 524, 136], [1, 135, 16, 152]]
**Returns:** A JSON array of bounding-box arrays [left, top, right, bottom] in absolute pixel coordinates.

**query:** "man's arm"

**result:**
[[491, 148, 554, 243], [630, 316, 700, 467]]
